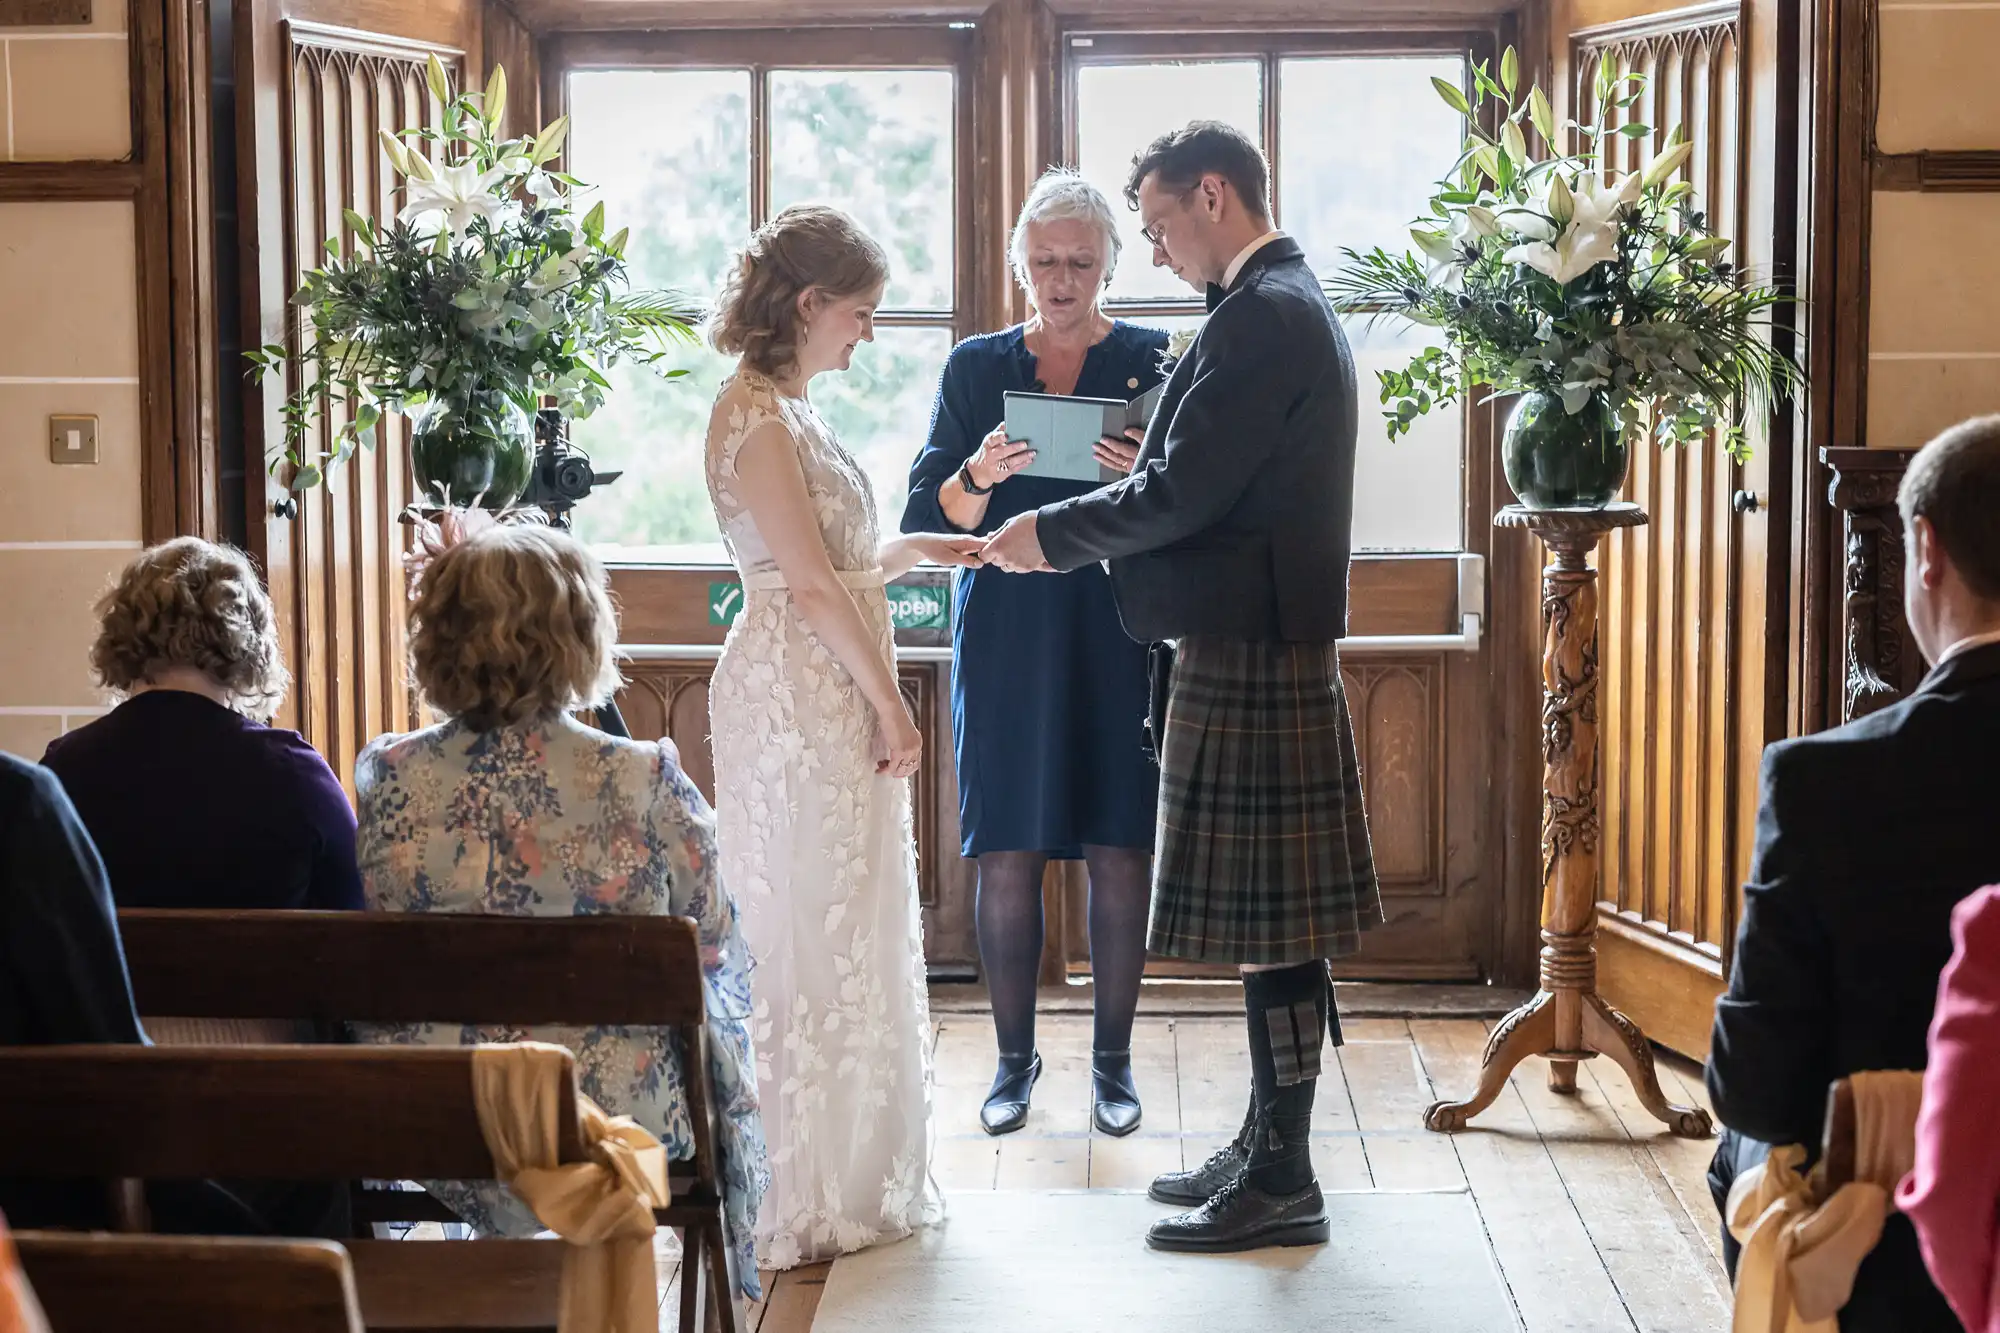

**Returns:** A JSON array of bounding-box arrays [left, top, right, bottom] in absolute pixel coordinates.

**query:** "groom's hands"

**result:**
[[982, 512, 1053, 574]]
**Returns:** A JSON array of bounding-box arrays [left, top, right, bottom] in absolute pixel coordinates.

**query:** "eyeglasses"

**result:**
[[1138, 185, 1198, 247]]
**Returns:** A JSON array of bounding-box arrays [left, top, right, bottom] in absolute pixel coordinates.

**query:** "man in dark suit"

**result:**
[[1707, 414, 2000, 1330], [0, 751, 145, 1048], [983, 121, 1384, 1252], [0, 750, 347, 1239]]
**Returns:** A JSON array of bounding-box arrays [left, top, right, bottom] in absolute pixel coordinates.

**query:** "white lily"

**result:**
[[1413, 210, 1497, 292], [398, 159, 510, 239], [1503, 172, 1642, 285], [528, 244, 591, 294], [523, 169, 562, 208]]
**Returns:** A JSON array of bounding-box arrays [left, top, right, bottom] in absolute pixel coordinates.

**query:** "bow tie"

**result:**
[[1204, 282, 1227, 313]]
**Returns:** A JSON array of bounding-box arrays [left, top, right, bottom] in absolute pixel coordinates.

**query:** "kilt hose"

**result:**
[[1148, 636, 1384, 966]]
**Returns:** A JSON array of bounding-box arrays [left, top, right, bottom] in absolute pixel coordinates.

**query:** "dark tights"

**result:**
[[974, 845, 1153, 1058]]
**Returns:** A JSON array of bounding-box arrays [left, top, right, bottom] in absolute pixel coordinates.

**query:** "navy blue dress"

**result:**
[[41, 691, 363, 911], [902, 321, 1169, 858]]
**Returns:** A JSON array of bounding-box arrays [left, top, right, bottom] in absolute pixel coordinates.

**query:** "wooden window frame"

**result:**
[[541, 26, 977, 349], [1058, 24, 1502, 555]]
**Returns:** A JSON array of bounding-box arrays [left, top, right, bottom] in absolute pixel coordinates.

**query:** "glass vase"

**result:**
[[409, 393, 533, 510], [1501, 391, 1630, 510]]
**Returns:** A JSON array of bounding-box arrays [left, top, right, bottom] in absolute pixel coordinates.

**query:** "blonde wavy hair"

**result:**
[[410, 523, 622, 731], [90, 537, 289, 721], [707, 204, 889, 377]]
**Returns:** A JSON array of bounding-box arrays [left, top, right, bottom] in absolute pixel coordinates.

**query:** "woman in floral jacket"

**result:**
[[354, 522, 768, 1296]]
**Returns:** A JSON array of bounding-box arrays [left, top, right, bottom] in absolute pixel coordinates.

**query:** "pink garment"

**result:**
[[1899, 883, 2000, 1333]]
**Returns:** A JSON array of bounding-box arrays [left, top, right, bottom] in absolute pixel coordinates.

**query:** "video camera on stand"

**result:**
[[521, 408, 633, 737], [520, 408, 622, 531]]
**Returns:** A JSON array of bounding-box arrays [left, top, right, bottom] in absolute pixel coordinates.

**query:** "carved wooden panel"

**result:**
[[1823, 447, 1923, 719], [1574, 9, 1747, 985], [242, 8, 478, 791], [619, 667, 717, 800], [1340, 663, 1442, 893]]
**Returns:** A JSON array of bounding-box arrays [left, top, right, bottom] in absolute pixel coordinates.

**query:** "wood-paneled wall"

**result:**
[[238, 3, 484, 785], [1566, 2, 1758, 1054]]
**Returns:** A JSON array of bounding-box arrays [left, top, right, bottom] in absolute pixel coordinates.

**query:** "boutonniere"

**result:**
[[1159, 324, 1201, 375]]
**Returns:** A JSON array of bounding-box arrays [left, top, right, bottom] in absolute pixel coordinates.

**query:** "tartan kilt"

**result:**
[[1149, 636, 1384, 965]]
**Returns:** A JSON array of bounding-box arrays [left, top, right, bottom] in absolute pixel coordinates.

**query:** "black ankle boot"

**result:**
[[1091, 1049, 1142, 1137], [980, 1050, 1041, 1135], [1148, 1087, 1253, 1206]]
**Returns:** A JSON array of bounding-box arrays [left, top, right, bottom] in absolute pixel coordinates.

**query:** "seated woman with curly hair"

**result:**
[[42, 537, 361, 911], [352, 522, 768, 1297]]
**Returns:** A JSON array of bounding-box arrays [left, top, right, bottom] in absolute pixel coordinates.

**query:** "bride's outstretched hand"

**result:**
[[915, 533, 987, 568], [875, 699, 923, 779]]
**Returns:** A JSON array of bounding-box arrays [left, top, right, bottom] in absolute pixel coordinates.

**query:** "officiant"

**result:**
[[902, 169, 1167, 1141]]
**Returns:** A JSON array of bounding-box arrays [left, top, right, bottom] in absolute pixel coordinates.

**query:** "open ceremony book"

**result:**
[[1002, 383, 1165, 485]]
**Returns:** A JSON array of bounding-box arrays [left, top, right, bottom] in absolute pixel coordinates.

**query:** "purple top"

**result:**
[[41, 691, 363, 911]]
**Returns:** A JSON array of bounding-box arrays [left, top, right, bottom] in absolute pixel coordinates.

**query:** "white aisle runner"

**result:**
[[811, 1189, 1518, 1332]]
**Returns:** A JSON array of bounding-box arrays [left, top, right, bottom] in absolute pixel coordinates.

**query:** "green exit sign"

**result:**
[[708, 582, 949, 631]]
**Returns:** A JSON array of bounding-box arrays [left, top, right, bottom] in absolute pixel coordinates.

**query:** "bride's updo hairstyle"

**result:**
[[708, 204, 889, 377]]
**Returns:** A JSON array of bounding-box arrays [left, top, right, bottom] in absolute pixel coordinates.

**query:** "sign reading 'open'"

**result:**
[[708, 582, 949, 632]]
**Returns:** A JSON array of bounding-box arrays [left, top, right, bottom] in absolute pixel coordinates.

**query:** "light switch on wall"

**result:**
[[49, 415, 99, 465]]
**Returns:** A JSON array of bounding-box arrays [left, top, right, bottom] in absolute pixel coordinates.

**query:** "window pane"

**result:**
[[1347, 316, 1461, 551], [1075, 62, 1262, 301], [567, 70, 751, 298], [1100, 313, 1461, 551], [812, 326, 955, 534], [567, 70, 749, 563], [1279, 56, 1465, 272], [770, 70, 955, 311]]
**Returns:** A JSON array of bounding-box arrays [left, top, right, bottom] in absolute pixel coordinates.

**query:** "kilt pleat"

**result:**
[[1149, 636, 1384, 965]]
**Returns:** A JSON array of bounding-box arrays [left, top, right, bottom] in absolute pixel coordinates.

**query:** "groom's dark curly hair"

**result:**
[[1124, 120, 1271, 221]]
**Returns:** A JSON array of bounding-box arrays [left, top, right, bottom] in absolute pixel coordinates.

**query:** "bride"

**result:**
[[703, 204, 980, 1268]]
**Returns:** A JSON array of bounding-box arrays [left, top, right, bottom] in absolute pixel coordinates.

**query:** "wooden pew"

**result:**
[[9, 915, 744, 1333], [14, 1232, 365, 1333], [1820, 1076, 1860, 1190], [1818, 1072, 1923, 1191], [115, 909, 739, 1248], [117, 909, 698, 1028], [0, 1045, 736, 1331]]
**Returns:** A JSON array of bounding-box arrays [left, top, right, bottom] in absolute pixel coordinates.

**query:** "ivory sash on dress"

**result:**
[[741, 567, 885, 592], [1725, 1069, 1924, 1333], [469, 1043, 673, 1333]]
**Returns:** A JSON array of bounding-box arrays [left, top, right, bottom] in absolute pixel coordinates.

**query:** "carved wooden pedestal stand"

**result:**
[[1425, 502, 1712, 1138]]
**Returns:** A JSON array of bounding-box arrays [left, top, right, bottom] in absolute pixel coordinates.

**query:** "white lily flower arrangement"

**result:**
[[1326, 48, 1801, 458], [247, 56, 701, 492]]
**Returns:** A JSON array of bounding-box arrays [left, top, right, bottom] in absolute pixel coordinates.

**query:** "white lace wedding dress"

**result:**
[[704, 367, 941, 1270]]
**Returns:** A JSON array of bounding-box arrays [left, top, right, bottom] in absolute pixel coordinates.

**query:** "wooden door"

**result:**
[[235, 0, 486, 789], [1548, 0, 1798, 1057]]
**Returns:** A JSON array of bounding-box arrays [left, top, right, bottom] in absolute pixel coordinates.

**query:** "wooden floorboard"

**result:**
[[724, 1013, 1725, 1333], [1409, 1019, 1639, 1333], [1510, 1051, 1731, 1333]]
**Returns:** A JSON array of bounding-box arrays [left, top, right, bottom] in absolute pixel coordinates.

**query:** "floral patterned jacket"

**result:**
[[352, 713, 769, 1297]]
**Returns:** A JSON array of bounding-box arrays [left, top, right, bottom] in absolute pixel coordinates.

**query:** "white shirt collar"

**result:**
[[1222, 230, 1286, 290], [1937, 626, 2000, 666]]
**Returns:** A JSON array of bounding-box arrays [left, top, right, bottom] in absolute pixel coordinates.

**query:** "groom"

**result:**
[[983, 120, 1383, 1252]]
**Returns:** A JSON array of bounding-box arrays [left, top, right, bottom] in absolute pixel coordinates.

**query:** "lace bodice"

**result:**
[[705, 369, 881, 579]]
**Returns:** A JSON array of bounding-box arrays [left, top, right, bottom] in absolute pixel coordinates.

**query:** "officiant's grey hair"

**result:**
[[1009, 169, 1123, 294]]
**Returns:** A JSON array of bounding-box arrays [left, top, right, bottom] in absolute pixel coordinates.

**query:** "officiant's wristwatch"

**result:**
[[957, 461, 993, 495]]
